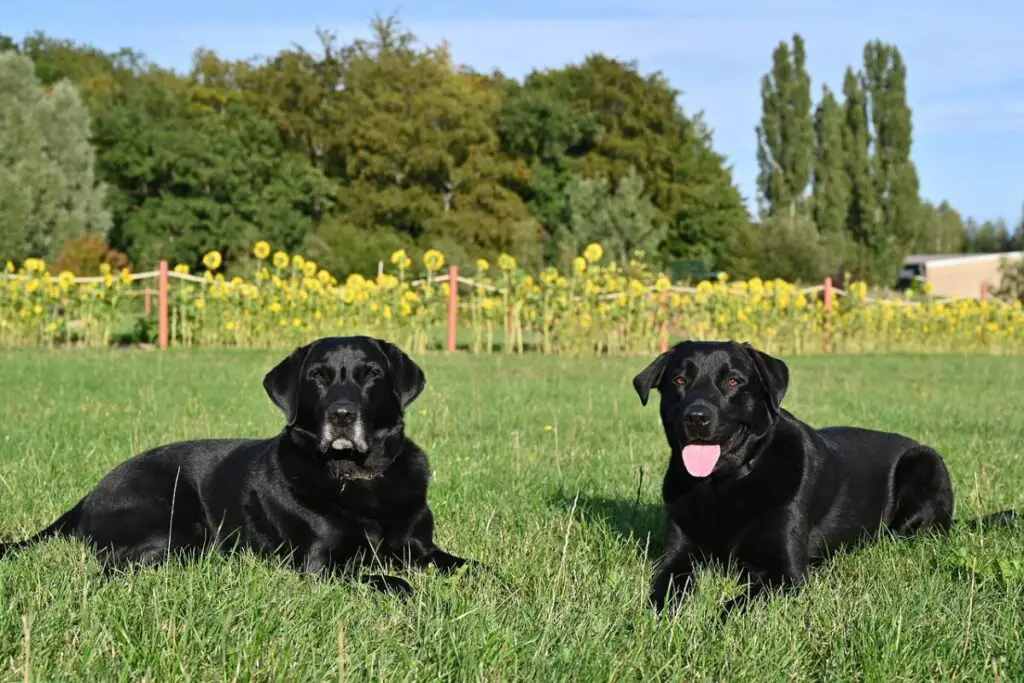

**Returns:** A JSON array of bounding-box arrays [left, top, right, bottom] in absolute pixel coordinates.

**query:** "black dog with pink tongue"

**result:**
[[633, 340, 1017, 617]]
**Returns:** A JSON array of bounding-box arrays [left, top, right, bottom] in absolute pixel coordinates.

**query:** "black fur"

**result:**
[[633, 340, 1019, 616], [0, 336, 471, 595]]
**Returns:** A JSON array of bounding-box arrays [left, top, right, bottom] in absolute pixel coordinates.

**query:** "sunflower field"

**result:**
[[3, 241, 1024, 355]]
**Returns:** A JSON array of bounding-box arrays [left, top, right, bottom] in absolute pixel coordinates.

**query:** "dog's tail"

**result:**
[[956, 508, 1020, 532], [0, 500, 83, 560]]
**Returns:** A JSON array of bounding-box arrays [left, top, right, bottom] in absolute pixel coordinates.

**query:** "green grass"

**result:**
[[1, 350, 1023, 681]]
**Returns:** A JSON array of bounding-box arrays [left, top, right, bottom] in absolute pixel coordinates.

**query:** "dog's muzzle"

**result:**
[[323, 401, 370, 453]]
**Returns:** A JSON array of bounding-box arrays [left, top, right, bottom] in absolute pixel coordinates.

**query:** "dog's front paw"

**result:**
[[362, 573, 414, 597]]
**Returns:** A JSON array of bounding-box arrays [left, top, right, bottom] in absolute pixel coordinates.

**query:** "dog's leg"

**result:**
[[415, 547, 469, 574], [403, 507, 481, 576], [305, 543, 415, 597], [358, 573, 414, 596], [650, 519, 697, 612], [720, 511, 809, 619], [889, 446, 955, 537]]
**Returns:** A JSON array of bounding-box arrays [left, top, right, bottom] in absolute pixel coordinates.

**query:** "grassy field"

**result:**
[[1, 349, 1023, 681]]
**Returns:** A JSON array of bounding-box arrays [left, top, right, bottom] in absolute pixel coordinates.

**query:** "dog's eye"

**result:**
[[673, 376, 687, 387], [365, 366, 382, 379], [309, 369, 326, 382], [726, 377, 741, 388]]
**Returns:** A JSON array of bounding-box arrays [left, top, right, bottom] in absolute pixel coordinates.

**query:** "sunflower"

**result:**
[[57, 271, 76, 290], [572, 257, 587, 275], [253, 241, 271, 260], [201, 250, 223, 271], [583, 243, 603, 263], [423, 249, 445, 272], [174, 263, 190, 275], [272, 251, 290, 269], [302, 260, 318, 277], [476, 258, 490, 272], [498, 253, 517, 272]]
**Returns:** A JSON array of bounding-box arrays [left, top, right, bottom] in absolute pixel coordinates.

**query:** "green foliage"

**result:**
[[914, 201, 967, 253], [965, 218, 1013, 253], [9, 22, 1003, 283], [503, 54, 747, 269], [756, 34, 814, 218], [561, 167, 663, 267], [995, 256, 1024, 303], [91, 72, 335, 270], [757, 213, 831, 282], [812, 85, 849, 242], [860, 42, 923, 282], [0, 52, 110, 262]]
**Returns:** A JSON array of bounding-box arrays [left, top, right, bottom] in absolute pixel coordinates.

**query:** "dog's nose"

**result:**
[[683, 407, 711, 430], [328, 403, 358, 425]]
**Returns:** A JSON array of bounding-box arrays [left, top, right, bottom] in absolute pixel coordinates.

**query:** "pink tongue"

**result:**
[[682, 444, 722, 477]]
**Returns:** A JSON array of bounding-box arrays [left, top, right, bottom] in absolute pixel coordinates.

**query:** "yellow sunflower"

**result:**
[[202, 250, 223, 271], [253, 241, 271, 260], [423, 249, 445, 272]]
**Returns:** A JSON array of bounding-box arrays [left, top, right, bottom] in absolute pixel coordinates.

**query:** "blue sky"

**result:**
[[8, 0, 1023, 224]]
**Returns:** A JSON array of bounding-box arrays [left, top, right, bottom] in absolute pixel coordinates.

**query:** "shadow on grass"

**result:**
[[549, 489, 665, 560]]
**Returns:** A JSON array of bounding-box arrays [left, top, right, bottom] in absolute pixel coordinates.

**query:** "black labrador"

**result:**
[[0, 336, 470, 595], [633, 340, 1017, 615]]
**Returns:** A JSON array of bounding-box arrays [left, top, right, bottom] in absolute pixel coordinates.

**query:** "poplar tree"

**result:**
[[756, 34, 814, 219]]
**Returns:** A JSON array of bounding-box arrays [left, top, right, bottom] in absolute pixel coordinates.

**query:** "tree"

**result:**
[[756, 34, 814, 219], [319, 18, 541, 267], [1011, 202, 1024, 251], [561, 167, 663, 266], [861, 41, 923, 281], [841, 66, 878, 280], [498, 79, 598, 261], [812, 85, 849, 242], [913, 200, 967, 253], [759, 213, 830, 282], [92, 70, 335, 269], [506, 54, 747, 269], [964, 218, 1011, 253], [0, 52, 110, 262]]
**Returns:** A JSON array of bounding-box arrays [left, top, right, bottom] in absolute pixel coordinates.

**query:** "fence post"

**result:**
[[823, 276, 834, 354], [447, 265, 458, 353], [158, 260, 169, 350], [144, 287, 152, 316], [980, 281, 989, 301]]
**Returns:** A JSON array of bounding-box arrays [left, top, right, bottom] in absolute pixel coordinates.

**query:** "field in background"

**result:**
[[6, 243, 1024, 357], [1, 350, 1023, 680]]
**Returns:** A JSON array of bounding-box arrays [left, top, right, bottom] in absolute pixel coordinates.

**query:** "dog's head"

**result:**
[[632, 340, 788, 479], [262, 336, 425, 477]]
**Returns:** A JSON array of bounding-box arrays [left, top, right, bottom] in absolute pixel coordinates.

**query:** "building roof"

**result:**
[[904, 252, 1024, 268]]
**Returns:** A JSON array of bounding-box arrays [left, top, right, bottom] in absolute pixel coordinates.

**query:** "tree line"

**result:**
[[755, 34, 1023, 285], [1, 19, 1020, 284]]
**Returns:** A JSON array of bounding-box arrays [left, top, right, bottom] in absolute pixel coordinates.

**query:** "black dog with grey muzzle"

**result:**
[[0, 336, 471, 595]]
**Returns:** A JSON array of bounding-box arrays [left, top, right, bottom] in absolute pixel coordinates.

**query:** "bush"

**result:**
[[52, 233, 131, 275]]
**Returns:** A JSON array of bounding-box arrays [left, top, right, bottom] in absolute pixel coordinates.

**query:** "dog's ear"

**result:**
[[263, 343, 312, 426], [632, 351, 670, 407], [741, 343, 789, 413], [372, 338, 426, 410]]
